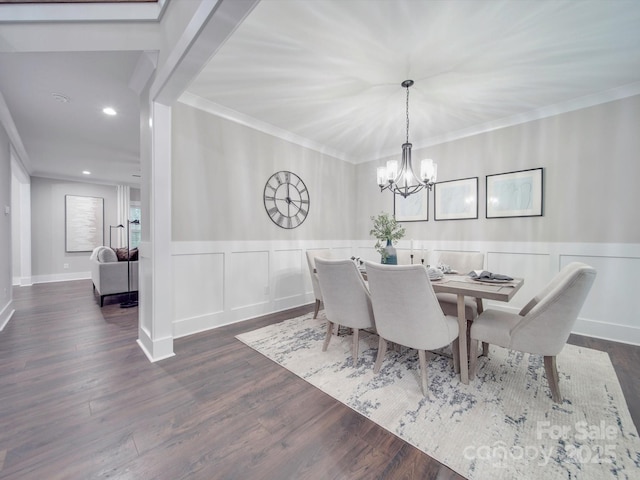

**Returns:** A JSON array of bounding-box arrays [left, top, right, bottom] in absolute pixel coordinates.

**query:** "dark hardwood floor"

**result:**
[[1, 280, 638, 479]]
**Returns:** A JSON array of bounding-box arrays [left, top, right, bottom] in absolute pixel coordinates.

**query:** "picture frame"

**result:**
[[394, 188, 428, 222], [434, 177, 478, 221], [486, 167, 543, 218], [65, 195, 104, 252]]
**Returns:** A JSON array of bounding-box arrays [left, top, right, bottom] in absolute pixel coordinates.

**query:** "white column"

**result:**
[[136, 100, 174, 362]]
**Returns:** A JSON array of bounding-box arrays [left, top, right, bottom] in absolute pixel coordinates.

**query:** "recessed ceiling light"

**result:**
[[51, 93, 70, 103], [82, 171, 91, 175], [103, 107, 117, 116]]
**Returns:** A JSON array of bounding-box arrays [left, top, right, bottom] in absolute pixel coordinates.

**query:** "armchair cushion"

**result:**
[[97, 247, 118, 263]]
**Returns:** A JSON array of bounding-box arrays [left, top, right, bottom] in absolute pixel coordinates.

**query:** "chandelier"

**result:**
[[377, 80, 437, 198]]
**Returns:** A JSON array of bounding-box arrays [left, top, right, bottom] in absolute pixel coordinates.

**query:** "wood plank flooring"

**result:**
[[1, 280, 638, 479]]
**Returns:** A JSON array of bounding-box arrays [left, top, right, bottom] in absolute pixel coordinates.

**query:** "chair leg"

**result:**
[[469, 339, 479, 380], [452, 338, 460, 373], [322, 321, 334, 352], [544, 355, 562, 403], [482, 342, 489, 357], [313, 299, 321, 319], [374, 336, 387, 373], [352, 328, 360, 364], [418, 349, 430, 398]]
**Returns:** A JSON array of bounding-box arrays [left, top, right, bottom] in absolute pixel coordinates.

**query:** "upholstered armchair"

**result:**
[[305, 249, 331, 318], [469, 262, 597, 402], [315, 258, 376, 365], [366, 262, 459, 397]]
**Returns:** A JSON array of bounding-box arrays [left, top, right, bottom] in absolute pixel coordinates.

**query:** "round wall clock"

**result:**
[[263, 170, 310, 229]]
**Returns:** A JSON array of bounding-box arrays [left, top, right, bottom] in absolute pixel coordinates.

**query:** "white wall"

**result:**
[[30, 177, 118, 283], [172, 95, 640, 345], [172, 102, 357, 241]]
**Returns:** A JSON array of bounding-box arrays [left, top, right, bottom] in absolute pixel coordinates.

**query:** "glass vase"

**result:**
[[382, 239, 398, 265]]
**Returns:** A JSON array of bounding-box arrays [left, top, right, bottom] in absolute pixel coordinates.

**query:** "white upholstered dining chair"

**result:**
[[305, 249, 331, 319], [315, 258, 376, 365], [469, 262, 597, 403], [365, 262, 460, 397]]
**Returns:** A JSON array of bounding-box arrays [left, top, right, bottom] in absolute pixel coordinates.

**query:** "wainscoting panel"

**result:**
[[486, 251, 553, 310], [272, 248, 305, 307], [173, 253, 224, 322], [561, 254, 639, 340], [170, 241, 639, 346], [228, 250, 269, 310]]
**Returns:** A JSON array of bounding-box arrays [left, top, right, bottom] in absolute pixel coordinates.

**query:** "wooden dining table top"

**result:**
[[429, 274, 524, 302]]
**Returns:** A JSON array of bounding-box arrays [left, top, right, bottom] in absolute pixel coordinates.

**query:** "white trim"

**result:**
[[182, 82, 640, 165], [0, 0, 168, 23], [152, 0, 259, 106], [178, 92, 353, 163], [574, 318, 640, 347], [136, 336, 175, 363], [1, 92, 32, 174], [0, 300, 15, 331], [128, 51, 159, 97], [32, 272, 90, 284]]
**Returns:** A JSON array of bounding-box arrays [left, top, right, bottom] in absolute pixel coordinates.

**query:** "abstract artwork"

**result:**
[[65, 195, 104, 252], [486, 168, 543, 218]]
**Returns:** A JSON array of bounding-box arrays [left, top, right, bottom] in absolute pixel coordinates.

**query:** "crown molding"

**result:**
[[178, 91, 355, 163], [402, 81, 640, 157]]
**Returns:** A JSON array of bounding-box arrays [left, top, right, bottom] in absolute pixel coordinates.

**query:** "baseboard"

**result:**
[[32, 271, 91, 284], [136, 330, 175, 362], [173, 295, 311, 339], [0, 300, 15, 331], [573, 318, 640, 347]]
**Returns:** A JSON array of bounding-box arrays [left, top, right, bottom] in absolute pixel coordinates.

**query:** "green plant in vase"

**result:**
[[369, 212, 405, 264]]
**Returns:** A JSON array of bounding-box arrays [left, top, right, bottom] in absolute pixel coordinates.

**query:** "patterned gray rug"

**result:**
[[236, 312, 640, 479]]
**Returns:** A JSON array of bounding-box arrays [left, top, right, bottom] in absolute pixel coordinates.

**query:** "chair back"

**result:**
[[306, 249, 331, 301], [365, 262, 453, 350], [432, 250, 484, 273], [511, 262, 597, 356], [315, 258, 375, 330]]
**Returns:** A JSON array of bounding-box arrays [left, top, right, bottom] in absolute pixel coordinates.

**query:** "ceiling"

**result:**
[[184, 0, 640, 163], [0, 50, 144, 185], [2, 0, 640, 186]]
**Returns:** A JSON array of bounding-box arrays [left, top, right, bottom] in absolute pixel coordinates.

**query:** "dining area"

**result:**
[[307, 248, 596, 402]]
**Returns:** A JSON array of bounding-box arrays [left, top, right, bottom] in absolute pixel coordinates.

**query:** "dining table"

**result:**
[[430, 274, 524, 384]]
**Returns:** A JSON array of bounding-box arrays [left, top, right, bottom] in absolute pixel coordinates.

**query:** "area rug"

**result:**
[[236, 312, 640, 479]]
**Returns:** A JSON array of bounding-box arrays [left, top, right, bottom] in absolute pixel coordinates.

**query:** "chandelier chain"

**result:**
[[405, 85, 410, 144]]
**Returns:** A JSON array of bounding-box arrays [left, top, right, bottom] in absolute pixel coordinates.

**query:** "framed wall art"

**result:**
[[394, 188, 428, 222], [434, 177, 478, 221], [486, 167, 543, 218], [65, 195, 104, 252]]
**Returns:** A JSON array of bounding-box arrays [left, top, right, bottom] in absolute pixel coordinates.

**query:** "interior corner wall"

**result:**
[[357, 94, 640, 244], [30, 177, 119, 283], [170, 101, 357, 337], [0, 123, 12, 328], [172, 101, 357, 241]]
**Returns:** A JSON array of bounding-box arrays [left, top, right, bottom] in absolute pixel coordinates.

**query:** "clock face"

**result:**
[[263, 171, 310, 229]]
